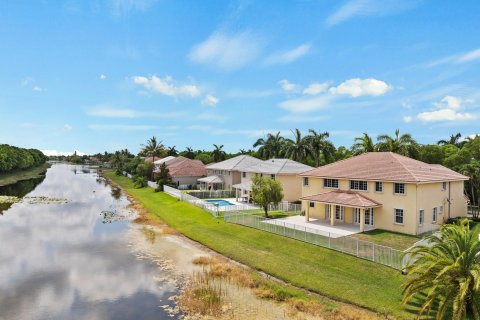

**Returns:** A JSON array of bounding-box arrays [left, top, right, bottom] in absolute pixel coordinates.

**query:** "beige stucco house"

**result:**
[[233, 159, 313, 202], [197, 155, 264, 190], [300, 152, 469, 235]]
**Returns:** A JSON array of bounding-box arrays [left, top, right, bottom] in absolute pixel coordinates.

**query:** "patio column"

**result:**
[[330, 205, 335, 226], [360, 207, 365, 233], [305, 201, 310, 222], [235, 188, 238, 202]]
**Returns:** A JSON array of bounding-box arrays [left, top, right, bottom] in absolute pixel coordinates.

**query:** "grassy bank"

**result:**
[[106, 171, 409, 319], [0, 163, 50, 187]]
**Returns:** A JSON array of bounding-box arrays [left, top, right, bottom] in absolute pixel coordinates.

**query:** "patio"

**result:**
[[263, 215, 374, 238]]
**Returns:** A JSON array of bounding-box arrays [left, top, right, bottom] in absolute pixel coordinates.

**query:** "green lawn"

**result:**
[[106, 171, 409, 319], [351, 229, 421, 251], [0, 163, 50, 187]]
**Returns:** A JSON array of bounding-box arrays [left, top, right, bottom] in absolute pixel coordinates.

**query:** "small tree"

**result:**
[[155, 162, 171, 191], [251, 175, 284, 218]]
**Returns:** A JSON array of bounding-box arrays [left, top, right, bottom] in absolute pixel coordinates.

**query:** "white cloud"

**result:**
[[416, 95, 478, 122], [329, 78, 391, 97], [326, 0, 422, 27], [99, 74, 107, 80], [302, 82, 329, 95], [87, 106, 185, 119], [265, 44, 311, 65], [403, 116, 413, 123], [132, 75, 201, 98], [21, 77, 34, 86], [456, 48, 480, 63], [189, 31, 262, 71], [278, 95, 333, 113], [62, 124, 72, 131], [201, 94, 219, 107], [33, 85, 42, 92], [279, 79, 300, 92], [427, 47, 480, 67], [41, 150, 85, 156]]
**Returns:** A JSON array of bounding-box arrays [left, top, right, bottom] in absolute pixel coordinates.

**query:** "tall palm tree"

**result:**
[[402, 220, 480, 319], [184, 147, 195, 159], [377, 129, 417, 157], [305, 129, 334, 166], [167, 146, 178, 156], [352, 133, 376, 154], [211, 144, 226, 162], [438, 133, 463, 148], [283, 129, 310, 162], [141, 136, 164, 163], [253, 131, 285, 159]]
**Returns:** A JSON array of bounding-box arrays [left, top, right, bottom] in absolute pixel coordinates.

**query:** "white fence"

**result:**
[[224, 211, 404, 270], [185, 190, 236, 199], [164, 185, 182, 198], [147, 181, 158, 189]]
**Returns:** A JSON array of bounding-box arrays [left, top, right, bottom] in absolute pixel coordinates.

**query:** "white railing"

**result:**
[[164, 185, 182, 198], [224, 211, 404, 270], [147, 181, 158, 189]]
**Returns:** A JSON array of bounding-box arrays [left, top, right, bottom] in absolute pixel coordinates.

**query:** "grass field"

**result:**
[[106, 171, 409, 319], [351, 229, 420, 250], [0, 163, 50, 187]]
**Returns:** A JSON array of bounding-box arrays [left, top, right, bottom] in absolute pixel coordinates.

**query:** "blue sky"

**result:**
[[1, 0, 479, 155]]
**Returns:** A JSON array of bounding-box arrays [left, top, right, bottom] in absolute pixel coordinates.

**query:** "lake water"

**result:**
[[0, 164, 182, 320]]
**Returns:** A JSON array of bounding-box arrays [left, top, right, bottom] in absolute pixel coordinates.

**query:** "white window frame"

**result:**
[[335, 205, 344, 221], [303, 177, 309, 186], [350, 180, 368, 191], [394, 183, 406, 195], [375, 181, 383, 193], [324, 179, 339, 189], [354, 208, 374, 226], [432, 207, 438, 223], [419, 209, 424, 226], [325, 204, 331, 220], [394, 208, 404, 225]]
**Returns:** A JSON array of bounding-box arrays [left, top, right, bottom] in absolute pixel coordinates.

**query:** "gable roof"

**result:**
[[243, 158, 314, 175], [206, 155, 263, 171], [154, 156, 206, 178], [300, 152, 468, 183], [302, 190, 382, 208], [153, 156, 175, 164]]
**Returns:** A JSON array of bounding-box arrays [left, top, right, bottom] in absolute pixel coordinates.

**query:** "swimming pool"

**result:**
[[205, 199, 234, 206]]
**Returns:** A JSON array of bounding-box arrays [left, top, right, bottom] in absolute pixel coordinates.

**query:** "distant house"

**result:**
[[154, 156, 206, 189], [233, 159, 313, 202], [300, 152, 469, 235], [197, 155, 264, 190]]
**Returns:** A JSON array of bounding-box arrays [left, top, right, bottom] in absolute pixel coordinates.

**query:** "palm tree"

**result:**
[[141, 137, 164, 180], [377, 129, 417, 157], [402, 220, 480, 319], [305, 129, 334, 166], [253, 132, 285, 159], [438, 133, 463, 148], [352, 133, 376, 154], [283, 129, 309, 162], [167, 146, 178, 156], [184, 147, 195, 159], [211, 144, 226, 162]]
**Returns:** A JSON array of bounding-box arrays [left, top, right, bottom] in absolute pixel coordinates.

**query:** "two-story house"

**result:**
[[300, 152, 468, 235], [233, 159, 313, 202], [197, 155, 264, 190]]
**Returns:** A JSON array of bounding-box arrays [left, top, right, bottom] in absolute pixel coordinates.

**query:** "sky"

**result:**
[[0, 0, 479, 156]]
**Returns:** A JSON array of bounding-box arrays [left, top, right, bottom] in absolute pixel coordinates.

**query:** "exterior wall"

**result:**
[[205, 169, 241, 190], [172, 176, 199, 187], [301, 177, 468, 235], [277, 174, 303, 202]]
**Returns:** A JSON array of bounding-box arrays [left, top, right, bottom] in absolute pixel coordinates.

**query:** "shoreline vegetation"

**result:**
[[104, 170, 408, 319], [0, 163, 50, 187]]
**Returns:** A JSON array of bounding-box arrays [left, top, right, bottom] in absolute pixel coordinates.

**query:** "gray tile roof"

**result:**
[[243, 158, 314, 175], [206, 155, 264, 171]]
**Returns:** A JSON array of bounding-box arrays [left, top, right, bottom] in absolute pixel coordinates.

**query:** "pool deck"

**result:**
[[207, 198, 259, 211]]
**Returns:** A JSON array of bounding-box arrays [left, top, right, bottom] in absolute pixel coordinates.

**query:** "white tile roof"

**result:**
[[243, 158, 314, 175], [197, 175, 223, 183], [206, 155, 264, 171], [153, 156, 175, 164]]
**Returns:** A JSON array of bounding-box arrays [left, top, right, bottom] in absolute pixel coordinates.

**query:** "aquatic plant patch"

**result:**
[[0, 196, 20, 204], [22, 196, 70, 204]]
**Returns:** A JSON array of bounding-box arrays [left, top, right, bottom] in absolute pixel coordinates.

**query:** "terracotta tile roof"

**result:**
[[206, 155, 264, 171], [243, 158, 314, 175], [154, 156, 206, 178], [302, 190, 382, 208], [300, 152, 468, 183]]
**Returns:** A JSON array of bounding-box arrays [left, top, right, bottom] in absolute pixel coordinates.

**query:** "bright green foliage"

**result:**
[[402, 219, 480, 319], [0, 144, 47, 173], [251, 175, 284, 217], [135, 162, 153, 179], [132, 175, 147, 188], [155, 162, 171, 191]]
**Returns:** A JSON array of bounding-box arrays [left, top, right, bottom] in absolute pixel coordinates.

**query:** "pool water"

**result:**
[[205, 199, 234, 206]]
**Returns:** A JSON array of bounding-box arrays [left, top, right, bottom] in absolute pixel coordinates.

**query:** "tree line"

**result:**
[[0, 144, 47, 173]]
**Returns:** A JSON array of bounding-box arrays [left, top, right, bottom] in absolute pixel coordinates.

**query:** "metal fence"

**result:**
[[179, 192, 220, 217], [224, 211, 404, 270], [185, 190, 236, 199]]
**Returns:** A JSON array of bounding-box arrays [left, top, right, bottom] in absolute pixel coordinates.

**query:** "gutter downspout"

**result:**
[[448, 181, 451, 220]]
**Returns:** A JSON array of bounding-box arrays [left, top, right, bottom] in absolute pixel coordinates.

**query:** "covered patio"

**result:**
[[232, 181, 252, 202], [302, 190, 382, 233], [197, 175, 224, 190]]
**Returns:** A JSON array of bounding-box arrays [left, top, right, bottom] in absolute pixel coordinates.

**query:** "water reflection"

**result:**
[[0, 176, 45, 197], [0, 164, 181, 320]]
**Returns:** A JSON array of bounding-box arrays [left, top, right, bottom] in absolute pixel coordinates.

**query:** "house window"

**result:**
[[442, 182, 447, 190], [324, 179, 339, 189], [242, 172, 246, 178], [375, 182, 383, 192], [394, 183, 405, 195], [303, 177, 309, 186], [309, 201, 315, 208], [335, 206, 344, 221], [394, 208, 404, 224], [432, 207, 438, 223], [350, 180, 368, 191], [419, 209, 424, 226], [354, 208, 374, 226]]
